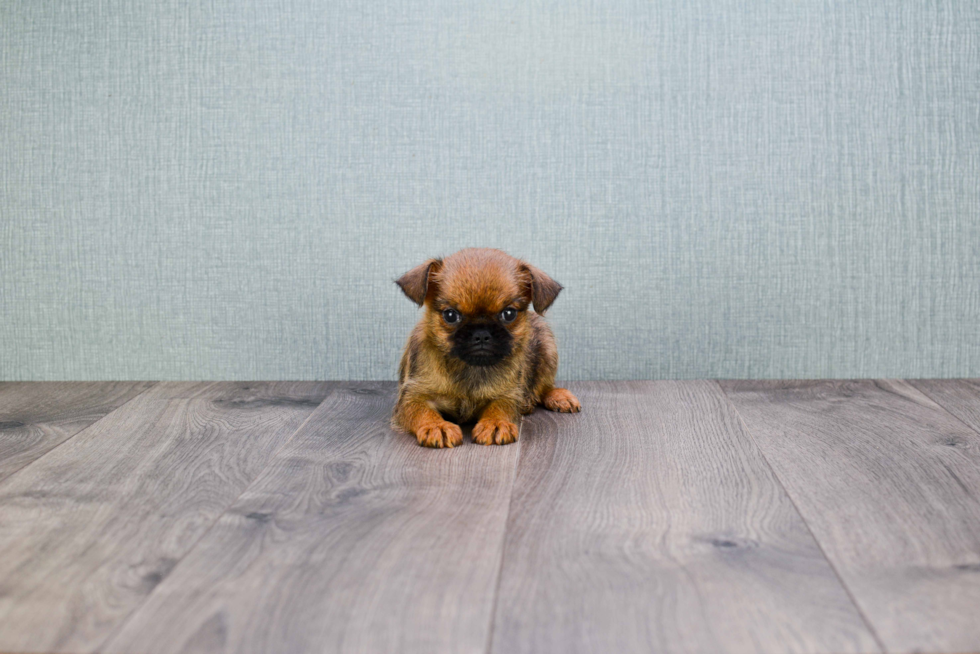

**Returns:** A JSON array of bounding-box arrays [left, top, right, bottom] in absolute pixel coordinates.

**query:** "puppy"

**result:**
[[392, 248, 580, 448]]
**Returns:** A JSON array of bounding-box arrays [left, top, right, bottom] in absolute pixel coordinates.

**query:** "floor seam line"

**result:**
[[0, 381, 161, 486], [481, 413, 525, 654], [713, 380, 890, 654], [97, 382, 340, 651], [905, 379, 980, 440]]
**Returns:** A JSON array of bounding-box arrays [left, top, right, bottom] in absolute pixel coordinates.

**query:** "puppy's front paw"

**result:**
[[416, 421, 463, 448], [543, 388, 581, 413], [473, 418, 519, 446]]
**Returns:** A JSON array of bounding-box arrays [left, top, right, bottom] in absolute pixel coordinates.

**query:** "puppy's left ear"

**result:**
[[396, 259, 442, 306], [521, 263, 563, 314]]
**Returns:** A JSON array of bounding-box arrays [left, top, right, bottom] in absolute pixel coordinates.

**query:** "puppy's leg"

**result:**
[[541, 387, 581, 413], [473, 400, 520, 446], [393, 397, 463, 449], [526, 317, 581, 413]]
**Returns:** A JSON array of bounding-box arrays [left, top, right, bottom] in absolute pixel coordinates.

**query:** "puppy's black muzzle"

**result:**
[[451, 322, 513, 367]]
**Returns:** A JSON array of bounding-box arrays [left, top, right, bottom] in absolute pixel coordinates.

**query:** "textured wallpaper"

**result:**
[[1, 0, 978, 381]]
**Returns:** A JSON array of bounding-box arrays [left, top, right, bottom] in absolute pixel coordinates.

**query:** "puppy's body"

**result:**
[[393, 248, 580, 448], [398, 310, 555, 420]]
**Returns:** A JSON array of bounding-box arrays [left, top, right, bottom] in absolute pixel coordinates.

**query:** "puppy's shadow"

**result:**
[[457, 421, 477, 445]]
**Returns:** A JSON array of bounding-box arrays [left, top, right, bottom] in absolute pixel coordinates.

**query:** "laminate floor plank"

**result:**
[[720, 379, 980, 654], [139, 381, 333, 403], [909, 379, 980, 436], [0, 381, 155, 482], [105, 382, 520, 654], [0, 381, 334, 653], [490, 381, 878, 654]]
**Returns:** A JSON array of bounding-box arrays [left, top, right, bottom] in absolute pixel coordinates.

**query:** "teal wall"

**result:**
[[2, 0, 978, 381]]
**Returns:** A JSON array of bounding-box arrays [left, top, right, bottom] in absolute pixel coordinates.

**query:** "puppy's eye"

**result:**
[[500, 308, 518, 323], [442, 309, 460, 324]]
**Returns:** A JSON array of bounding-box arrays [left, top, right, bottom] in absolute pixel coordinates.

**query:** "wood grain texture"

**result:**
[[0, 381, 333, 653], [909, 379, 980, 436], [138, 381, 334, 402], [721, 379, 980, 654], [490, 381, 878, 654], [0, 381, 155, 482], [105, 382, 521, 654]]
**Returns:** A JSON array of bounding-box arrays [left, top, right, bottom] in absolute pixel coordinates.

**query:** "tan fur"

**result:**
[[393, 248, 580, 448]]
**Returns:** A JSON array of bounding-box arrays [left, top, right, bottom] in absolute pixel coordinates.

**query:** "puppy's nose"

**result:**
[[469, 329, 493, 347]]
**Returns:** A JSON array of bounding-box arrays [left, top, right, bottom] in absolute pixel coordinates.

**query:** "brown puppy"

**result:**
[[393, 248, 581, 448]]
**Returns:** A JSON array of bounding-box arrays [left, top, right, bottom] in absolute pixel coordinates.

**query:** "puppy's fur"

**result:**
[[393, 248, 580, 448]]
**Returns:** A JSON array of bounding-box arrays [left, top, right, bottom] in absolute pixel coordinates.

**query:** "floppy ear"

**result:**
[[395, 259, 442, 306], [521, 263, 563, 314]]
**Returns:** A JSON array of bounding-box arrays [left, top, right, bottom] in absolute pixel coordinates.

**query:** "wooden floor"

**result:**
[[0, 381, 978, 654]]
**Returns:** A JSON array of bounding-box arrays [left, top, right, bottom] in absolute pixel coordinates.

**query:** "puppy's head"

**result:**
[[396, 248, 562, 368]]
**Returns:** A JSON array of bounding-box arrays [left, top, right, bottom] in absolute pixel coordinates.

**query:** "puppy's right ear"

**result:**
[[521, 262, 563, 314], [395, 259, 442, 306]]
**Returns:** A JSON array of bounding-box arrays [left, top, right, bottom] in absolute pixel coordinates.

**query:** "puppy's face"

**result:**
[[397, 249, 562, 369], [432, 266, 528, 367]]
